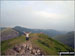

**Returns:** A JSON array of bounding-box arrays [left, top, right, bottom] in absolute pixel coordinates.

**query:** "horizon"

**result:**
[[1, 1, 74, 31], [1, 25, 74, 32]]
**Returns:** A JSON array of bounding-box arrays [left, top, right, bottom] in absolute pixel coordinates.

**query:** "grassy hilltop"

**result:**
[[30, 33, 74, 55], [1, 33, 74, 55]]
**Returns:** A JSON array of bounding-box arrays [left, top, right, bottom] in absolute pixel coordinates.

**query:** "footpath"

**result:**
[[5, 40, 44, 56]]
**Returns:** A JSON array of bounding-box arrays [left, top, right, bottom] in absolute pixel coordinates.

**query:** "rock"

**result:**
[[29, 46, 32, 51], [37, 49, 41, 54], [19, 49, 25, 54], [32, 49, 36, 54], [21, 45, 25, 50], [22, 43, 26, 48], [35, 53, 38, 55], [5, 49, 17, 55], [13, 45, 21, 52], [5, 40, 44, 56]]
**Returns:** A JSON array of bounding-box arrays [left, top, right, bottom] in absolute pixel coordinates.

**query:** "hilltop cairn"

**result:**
[[5, 41, 44, 56]]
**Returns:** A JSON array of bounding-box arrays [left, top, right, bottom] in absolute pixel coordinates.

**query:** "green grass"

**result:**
[[31, 33, 74, 55], [1, 33, 74, 55], [1, 35, 26, 54], [39, 34, 73, 51], [34, 40, 58, 55]]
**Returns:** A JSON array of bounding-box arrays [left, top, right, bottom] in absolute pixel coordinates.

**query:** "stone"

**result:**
[[5, 49, 17, 55], [29, 46, 32, 51], [37, 49, 41, 54], [19, 49, 25, 54], [22, 43, 26, 48], [32, 49, 36, 54], [13, 45, 21, 52]]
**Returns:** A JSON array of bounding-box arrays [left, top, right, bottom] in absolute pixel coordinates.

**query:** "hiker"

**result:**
[[24, 32, 31, 41]]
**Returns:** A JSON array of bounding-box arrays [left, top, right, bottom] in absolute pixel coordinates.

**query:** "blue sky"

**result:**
[[1, 1, 74, 31]]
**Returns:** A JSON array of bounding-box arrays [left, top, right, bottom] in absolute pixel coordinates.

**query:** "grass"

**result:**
[[1, 35, 26, 54], [31, 33, 74, 55], [1, 33, 74, 55], [38, 34, 74, 51], [34, 40, 58, 55]]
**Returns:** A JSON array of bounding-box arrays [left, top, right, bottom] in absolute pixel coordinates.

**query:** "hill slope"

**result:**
[[30, 33, 74, 55], [0, 28, 19, 41], [13, 26, 65, 37], [53, 31, 74, 48], [1, 33, 74, 55], [1, 35, 26, 55]]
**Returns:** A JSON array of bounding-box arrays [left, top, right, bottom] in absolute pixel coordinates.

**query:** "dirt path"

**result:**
[[5, 40, 44, 56]]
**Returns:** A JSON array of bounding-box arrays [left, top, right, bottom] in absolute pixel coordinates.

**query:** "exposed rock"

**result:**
[[22, 43, 26, 48], [5, 41, 44, 56], [13, 45, 21, 53], [37, 49, 41, 55], [5, 49, 17, 55]]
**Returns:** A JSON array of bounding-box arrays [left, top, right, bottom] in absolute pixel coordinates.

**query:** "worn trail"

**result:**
[[5, 40, 44, 56]]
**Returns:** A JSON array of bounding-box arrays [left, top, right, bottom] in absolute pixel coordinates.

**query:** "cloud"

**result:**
[[35, 11, 63, 19], [1, 1, 74, 31]]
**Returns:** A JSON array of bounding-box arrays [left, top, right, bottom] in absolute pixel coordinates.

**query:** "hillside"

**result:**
[[0, 27, 6, 31], [30, 34, 74, 55], [53, 31, 74, 48], [0, 28, 19, 41], [1, 35, 26, 55], [13, 26, 65, 37], [1, 33, 74, 55]]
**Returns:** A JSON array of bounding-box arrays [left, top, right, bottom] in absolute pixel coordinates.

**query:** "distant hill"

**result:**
[[0, 27, 6, 31], [0, 28, 19, 41], [53, 31, 74, 48], [13, 26, 65, 37], [0, 26, 65, 41], [1, 33, 74, 55]]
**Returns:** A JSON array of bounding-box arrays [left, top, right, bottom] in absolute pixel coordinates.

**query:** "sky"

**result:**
[[1, 1, 74, 31]]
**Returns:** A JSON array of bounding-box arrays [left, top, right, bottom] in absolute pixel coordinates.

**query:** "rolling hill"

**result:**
[[13, 26, 66, 37], [53, 31, 74, 48], [1, 33, 74, 55], [1, 27, 74, 55]]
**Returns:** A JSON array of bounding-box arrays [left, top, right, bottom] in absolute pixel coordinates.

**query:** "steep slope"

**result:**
[[30, 33, 74, 55], [53, 31, 74, 48], [1, 28, 19, 41]]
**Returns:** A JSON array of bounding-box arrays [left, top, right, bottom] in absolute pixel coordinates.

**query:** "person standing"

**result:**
[[24, 32, 31, 41]]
